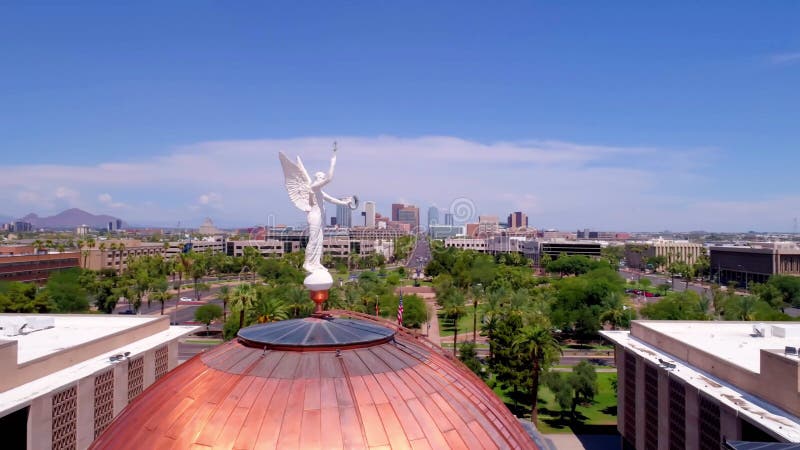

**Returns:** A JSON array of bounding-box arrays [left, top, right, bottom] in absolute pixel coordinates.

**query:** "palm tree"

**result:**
[[480, 288, 504, 360], [109, 243, 118, 274], [442, 291, 466, 357], [151, 280, 171, 315], [284, 285, 310, 318], [512, 326, 561, 424], [252, 295, 289, 323], [230, 283, 257, 330], [471, 284, 484, 342], [117, 243, 126, 275], [218, 285, 231, 322]]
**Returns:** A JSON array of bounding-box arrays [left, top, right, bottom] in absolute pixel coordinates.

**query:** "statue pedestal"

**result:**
[[304, 269, 334, 316]]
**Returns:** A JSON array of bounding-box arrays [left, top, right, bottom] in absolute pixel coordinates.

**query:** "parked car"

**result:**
[[118, 309, 134, 315], [179, 297, 194, 302]]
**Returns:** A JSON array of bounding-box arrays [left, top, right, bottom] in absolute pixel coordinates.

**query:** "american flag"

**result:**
[[397, 292, 404, 326]]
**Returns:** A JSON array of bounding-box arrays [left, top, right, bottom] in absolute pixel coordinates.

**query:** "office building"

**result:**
[[602, 321, 800, 448], [165, 239, 224, 258], [429, 225, 464, 240], [13, 221, 33, 233], [507, 211, 528, 229], [391, 203, 403, 221], [0, 315, 196, 450], [76, 224, 91, 236], [520, 239, 602, 266], [577, 229, 631, 240], [625, 239, 705, 272], [444, 212, 454, 226], [364, 201, 376, 228], [0, 250, 80, 283], [427, 206, 439, 228], [397, 206, 420, 231], [477, 216, 500, 236], [710, 243, 800, 288], [336, 199, 352, 228], [225, 240, 291, 257], [80, 240, 166, 272], [444, 238, 487, 252]]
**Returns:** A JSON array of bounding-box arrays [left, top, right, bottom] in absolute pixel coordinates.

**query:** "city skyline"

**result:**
[[1, 3, 798, 231]]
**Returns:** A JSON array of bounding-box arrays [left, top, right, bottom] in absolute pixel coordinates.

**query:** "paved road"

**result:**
[[406, 236, 431, 272], [115, 283, 229, 324], [620, 269, 712, 298]]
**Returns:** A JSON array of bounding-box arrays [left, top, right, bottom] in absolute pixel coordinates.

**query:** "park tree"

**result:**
[[441, 290, 467, 356], [378, 293, 427, 329], [194, 303, 223, 335], [42, 268, 89, 312], [230, 283, 257, 330], [640, 291, 709, 320], [513, 325, 561, 423], [458, 342, 485, 379], [544, 361, 598, 419], [0, 281, 55, 313], [601, 245, 625, 267], [546, 254, 592, 277]]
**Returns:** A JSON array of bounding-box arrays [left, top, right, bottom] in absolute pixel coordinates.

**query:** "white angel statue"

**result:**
[[279, 146, 358, 276]]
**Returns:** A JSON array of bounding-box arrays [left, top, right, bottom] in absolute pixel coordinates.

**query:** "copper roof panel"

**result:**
[[91, 314, 537, 450]]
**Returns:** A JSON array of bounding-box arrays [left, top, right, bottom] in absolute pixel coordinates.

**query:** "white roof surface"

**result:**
[[602, 325, 800, 442], [0, 324, 197, 417], [632, 321, 800, 373], [1, 315, 162, 363]]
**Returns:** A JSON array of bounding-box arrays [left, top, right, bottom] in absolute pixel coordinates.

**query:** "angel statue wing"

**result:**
[[279, 152, 313, 212]]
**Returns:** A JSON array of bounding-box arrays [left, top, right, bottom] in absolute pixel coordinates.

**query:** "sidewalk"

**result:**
[[423, 299, 441, 346]]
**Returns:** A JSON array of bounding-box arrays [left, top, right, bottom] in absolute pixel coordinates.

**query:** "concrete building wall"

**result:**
[[0, 322, 190, 449]]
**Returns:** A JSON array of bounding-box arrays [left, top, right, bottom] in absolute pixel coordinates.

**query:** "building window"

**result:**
[[623, 352, 637, 445], [127, 356, 144, 402], [698, 395, 720, 450], [668, 378, 686, 450], [154, 346, 168, 380], [93, 369, 114, 439], [644, 364, 659, 450], [52, 386, 77, 450]]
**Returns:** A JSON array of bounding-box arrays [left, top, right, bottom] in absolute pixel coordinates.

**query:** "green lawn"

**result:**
[[438, 308, 480, 337], [488, 371, 618, 434]]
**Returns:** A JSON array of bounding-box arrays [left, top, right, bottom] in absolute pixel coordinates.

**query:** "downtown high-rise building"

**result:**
[[364, 201, 376, 227], [392, 203, 420, 231], [507, 211, 528, 228], [427, 206, 439, 228], [336, 199, 352, 228], [444, 212, 454, 226]]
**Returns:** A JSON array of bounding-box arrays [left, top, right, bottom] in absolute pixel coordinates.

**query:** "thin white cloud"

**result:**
[[0, 135, 780, 230], [98, 193, 126, 209], [771, 52, 800, 65]]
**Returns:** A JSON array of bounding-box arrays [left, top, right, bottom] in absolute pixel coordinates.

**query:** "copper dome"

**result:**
[[91, 311, 536, 449]]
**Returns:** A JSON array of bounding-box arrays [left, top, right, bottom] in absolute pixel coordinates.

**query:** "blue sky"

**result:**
[[1, 1, 798, 231]]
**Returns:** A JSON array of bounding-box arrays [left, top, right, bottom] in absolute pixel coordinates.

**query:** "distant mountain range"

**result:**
[[14, 208, 125, 229]]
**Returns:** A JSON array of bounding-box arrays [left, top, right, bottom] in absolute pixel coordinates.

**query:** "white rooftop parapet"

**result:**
[[771, 324, 800, 339], [0, 317, 55, 337]]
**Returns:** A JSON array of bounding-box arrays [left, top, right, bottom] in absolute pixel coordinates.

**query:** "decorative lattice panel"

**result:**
[[127, 356, 144, 402], [94, 369, 114, 439], [699, 395, 720, 450], [669, 378, 686, 450], [154, 346, 168, 380], [643, 364, 659, 450], [623, 352, 637, 444], [52, 386, 77, 450]]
